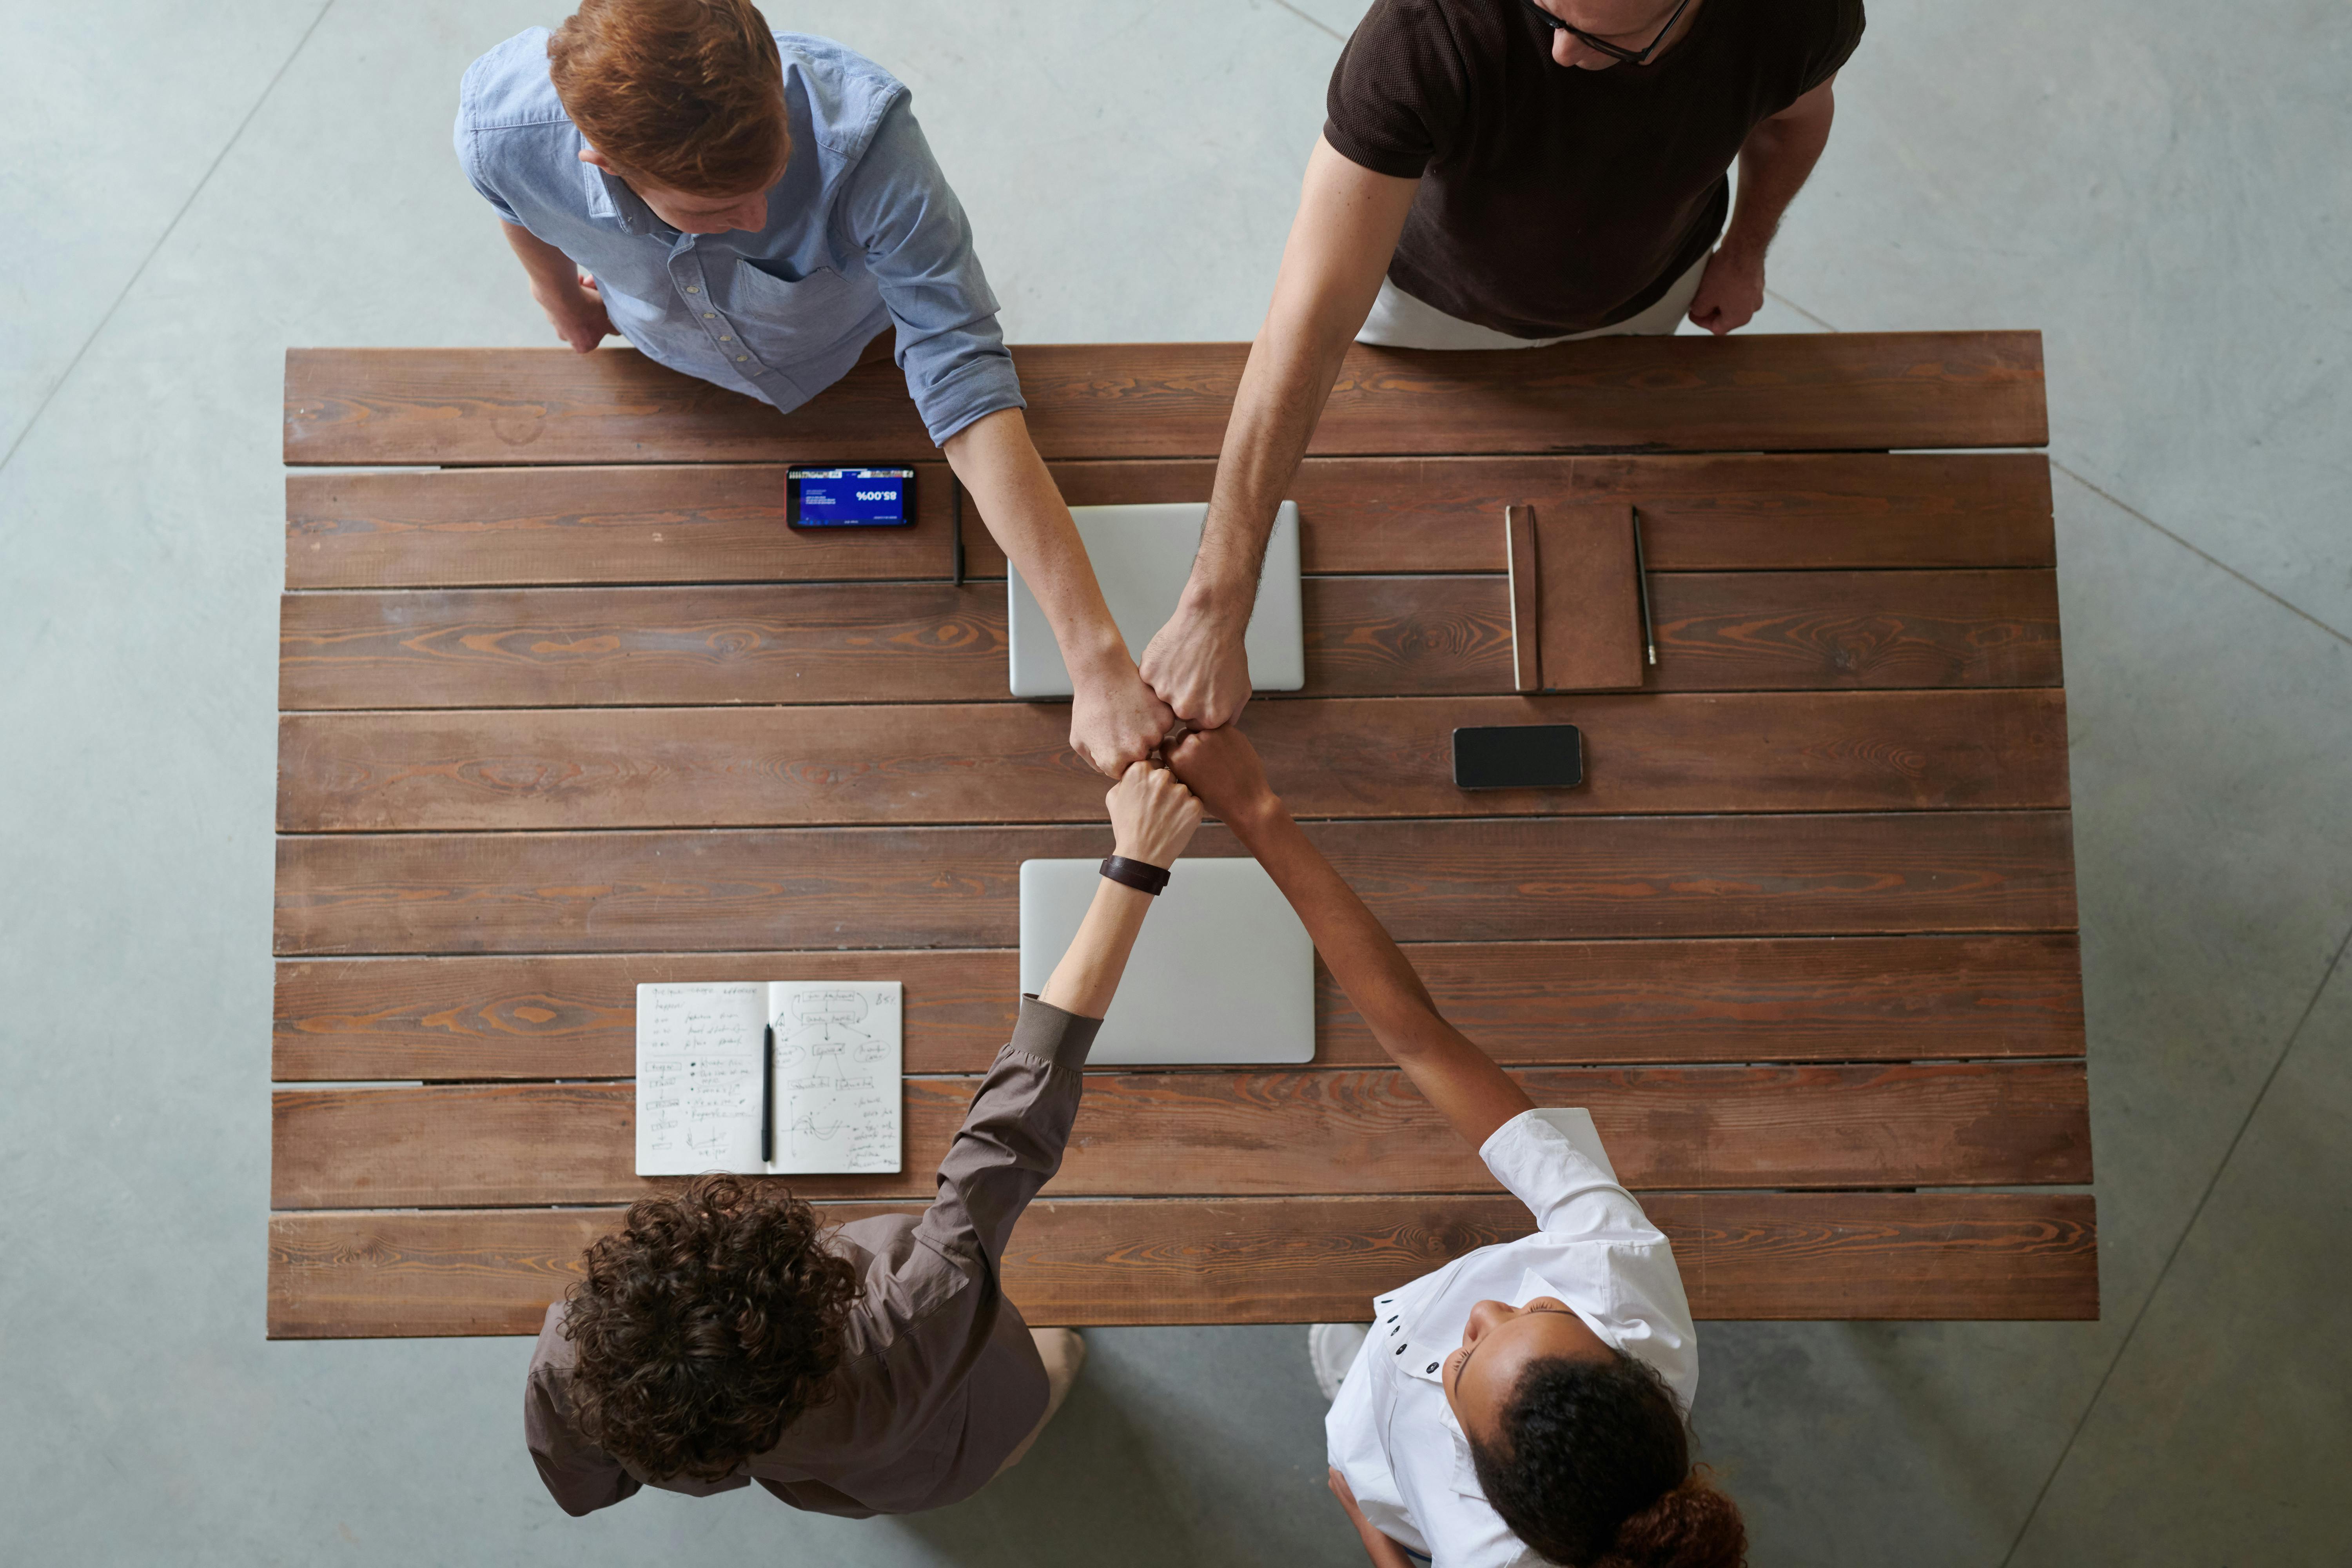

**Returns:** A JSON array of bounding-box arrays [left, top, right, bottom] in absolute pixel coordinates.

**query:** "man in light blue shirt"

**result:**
[[456, 1, 1169, 773]]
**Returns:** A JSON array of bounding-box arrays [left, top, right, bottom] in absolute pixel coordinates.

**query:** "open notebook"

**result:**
[[635, 982, 903, 1176]]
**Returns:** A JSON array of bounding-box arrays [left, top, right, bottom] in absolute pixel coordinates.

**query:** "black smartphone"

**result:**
[[786, 466, 915, 527], [1453, 725, 1584, 789]]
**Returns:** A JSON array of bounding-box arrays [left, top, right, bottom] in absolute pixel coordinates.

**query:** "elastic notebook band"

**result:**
[[1099, 855, 1172, 896]]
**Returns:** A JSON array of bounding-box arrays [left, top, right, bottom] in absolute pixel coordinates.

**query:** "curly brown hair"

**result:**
[[562, 1174, 861, 1483]]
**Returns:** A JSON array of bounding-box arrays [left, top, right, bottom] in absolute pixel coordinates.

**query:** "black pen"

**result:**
[[760, 1023, 775, 1165], [1630, 508, 1658, 669]]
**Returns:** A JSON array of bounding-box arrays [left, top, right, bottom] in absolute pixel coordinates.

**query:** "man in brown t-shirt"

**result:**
[[1139, 0, 1864, 728]]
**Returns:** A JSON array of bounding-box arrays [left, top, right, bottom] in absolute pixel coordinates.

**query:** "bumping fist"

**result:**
[[1105, 760, 1203, 869], [1164, 726, 1279, 830]]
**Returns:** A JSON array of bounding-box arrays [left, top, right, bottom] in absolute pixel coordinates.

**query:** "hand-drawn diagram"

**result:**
[[775, 985, 902, 1170], [636, 981, 900, 1175], [786, 989, 871, 1043]]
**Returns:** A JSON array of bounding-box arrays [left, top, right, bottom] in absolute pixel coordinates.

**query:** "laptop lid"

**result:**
[[1007, 501, 1305, 699], [1017, 857, 1316, 1065]]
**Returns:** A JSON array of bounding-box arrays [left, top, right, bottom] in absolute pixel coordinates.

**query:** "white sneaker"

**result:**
[[1307, 1322, 1371, 1401]]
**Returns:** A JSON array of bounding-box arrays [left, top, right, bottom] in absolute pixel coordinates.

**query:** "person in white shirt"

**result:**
[[1165, 726, 1745, 1568]]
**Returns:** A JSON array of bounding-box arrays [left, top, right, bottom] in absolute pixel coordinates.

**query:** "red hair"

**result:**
[[547, 0, 789, 195]]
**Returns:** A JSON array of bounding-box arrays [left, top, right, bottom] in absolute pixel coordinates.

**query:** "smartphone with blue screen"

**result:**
[[787, 466, 915, 527]]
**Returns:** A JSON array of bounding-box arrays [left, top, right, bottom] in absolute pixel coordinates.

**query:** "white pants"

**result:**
[[1356, 250, 1709, 349]]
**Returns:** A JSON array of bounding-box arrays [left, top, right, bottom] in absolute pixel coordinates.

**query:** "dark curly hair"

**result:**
[[561, 1174, 861, 1483], [1468, 1351, 1746, 1568]]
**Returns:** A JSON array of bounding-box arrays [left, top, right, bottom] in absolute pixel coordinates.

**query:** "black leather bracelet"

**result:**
[[1099, 855, 1172, 897]]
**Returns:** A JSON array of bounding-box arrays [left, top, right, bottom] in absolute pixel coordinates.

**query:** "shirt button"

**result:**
[[685, 285, 700, 294], [735, 354, 748, 362], [703, 312, 715, 319], [720, 335, 733, 342]]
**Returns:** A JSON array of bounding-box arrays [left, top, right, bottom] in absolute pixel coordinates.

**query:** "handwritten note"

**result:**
[[635, 980, 902, 1176], [770, 982, 902, 1174], [635, 983, 766, 1176]]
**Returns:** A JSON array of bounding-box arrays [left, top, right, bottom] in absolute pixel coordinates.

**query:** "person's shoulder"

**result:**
[[1788, 0, 1865, 41], [1351, 0, 1484, 55], [773, 32, 911, 155], [458, 28, 572, 135]]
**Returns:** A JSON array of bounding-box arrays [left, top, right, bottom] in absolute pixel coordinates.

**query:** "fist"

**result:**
[[1105, 761, 1203, 868], [1164, 726, 1278, 829]]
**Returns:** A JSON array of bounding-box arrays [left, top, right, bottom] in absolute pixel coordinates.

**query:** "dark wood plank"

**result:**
[[285, 335, 2045, 466], [266, 1191, 2099, 1336], [274, 933, 2084, 1081], [279, 583, 1008, 710], [1303, 572, 2063, 699], [291, 453, 2055, 588], [1648, 570, 2065, 691], [271, 1060, 2091, 1209], [273, 811, 2079, 956], [1574, 452, 2057, 570], [276, 690, 2071, 831], [279, 570, 2060, 710], [1316, 934, 2085, 1067], [274, 950, 1023, 1079], [286, 463, 958, 589]]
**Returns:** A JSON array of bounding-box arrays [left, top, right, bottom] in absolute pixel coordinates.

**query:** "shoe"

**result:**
[[1308, 1322, 1370, 1401]]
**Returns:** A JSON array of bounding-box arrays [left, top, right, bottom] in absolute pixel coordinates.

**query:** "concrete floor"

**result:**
[[2, 2, 2346, 1563]]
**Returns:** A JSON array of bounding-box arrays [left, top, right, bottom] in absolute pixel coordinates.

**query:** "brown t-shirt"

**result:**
[[1325, 0, 1865, 337]]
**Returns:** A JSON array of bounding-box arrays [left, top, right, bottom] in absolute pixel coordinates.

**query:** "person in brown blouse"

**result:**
[[1138, 0, 1866, 730], [524, 760, 1204, 1517]]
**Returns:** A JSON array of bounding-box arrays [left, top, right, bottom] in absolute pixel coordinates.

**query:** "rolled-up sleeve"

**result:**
[[838, 96, 1027, 445], [453, 56, 525, 225], [914, 996, 1100, 1276], [1481, 1108, 1664, 1242]]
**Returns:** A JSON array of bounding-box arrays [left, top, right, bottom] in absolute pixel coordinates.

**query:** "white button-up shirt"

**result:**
[[1326, 1109, 1698, 1568]]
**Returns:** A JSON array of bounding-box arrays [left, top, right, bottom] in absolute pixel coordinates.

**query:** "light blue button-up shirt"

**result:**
[[456, 29, 1024, 445]]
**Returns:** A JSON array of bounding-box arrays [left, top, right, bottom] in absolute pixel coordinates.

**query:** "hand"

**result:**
[[1068, 661, 1174, 777], [532, 270, 614, 353], [1139, 597, 1254, 728], [1165, 726, 1280, 834], [1106, 761, 1203, 868], [1685, 244, 1765, 336]]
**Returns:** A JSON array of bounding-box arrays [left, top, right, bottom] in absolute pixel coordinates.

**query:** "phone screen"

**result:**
[[1453, 725, 1584, 790], [788, 466, 914, 527]]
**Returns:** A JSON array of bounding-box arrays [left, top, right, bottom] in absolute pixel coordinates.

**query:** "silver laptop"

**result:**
[[1018, 858, 1316, 1065], [1007, 501, 1306, 699]]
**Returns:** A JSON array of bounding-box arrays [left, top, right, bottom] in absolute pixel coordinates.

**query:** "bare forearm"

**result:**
[[945, 408, 1127, 674], [1230, 800, 1532, 1142], [1194, 301, 1357, 601], [1193, 138, 1417, 607], [1721, 89, 1835, 258], [1038, 878, 1155, 1019], [1352, 1523, 1415, 1568], [501, 221, 580, 290]]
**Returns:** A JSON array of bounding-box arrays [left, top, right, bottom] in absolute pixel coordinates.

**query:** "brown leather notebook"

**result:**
[[1503, 501, 1646, 691]]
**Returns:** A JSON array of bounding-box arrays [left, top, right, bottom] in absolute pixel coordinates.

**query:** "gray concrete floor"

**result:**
[[2, 2, 2346, 1563]]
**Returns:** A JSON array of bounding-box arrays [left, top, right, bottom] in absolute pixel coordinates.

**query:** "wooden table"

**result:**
[[269, 334, 2095, 1337]]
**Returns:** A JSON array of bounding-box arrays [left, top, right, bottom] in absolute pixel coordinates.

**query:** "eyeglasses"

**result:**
[[1520, 0, 1696, 67]]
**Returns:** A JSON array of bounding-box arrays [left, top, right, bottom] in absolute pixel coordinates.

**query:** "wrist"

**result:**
[[1715, 229, 1770, 266], [1222, 793, 1287, 843], [1176, 574, 1255, 629], [1063, 628, 1139, 683], [1109, 839, 1172, 868]]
